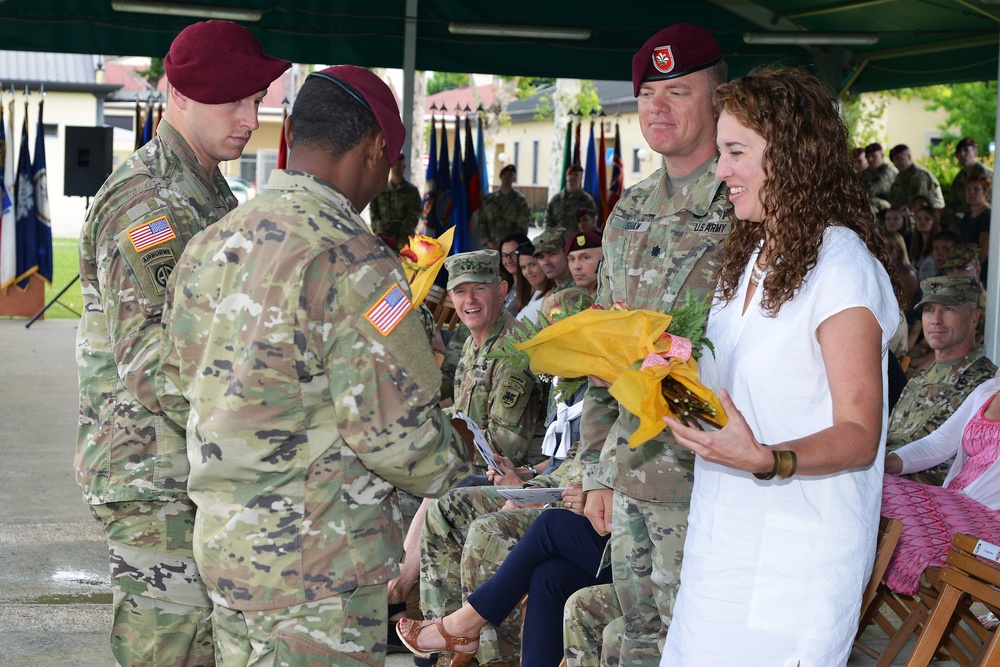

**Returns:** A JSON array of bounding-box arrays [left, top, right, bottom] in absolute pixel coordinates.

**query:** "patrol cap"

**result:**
[[566, 230, 602, 255], [940, 244, 980, 271], [532, 229, 567, 256], [445, 250, 501, 290], [956, 137, 977, 152], [889, 144, 909, 160], [576, 206, 594, 221], [864, 142, 883, 155], [632, 24, 722, 97], [499, 164, 516, 176], [164, 21, 290, 105], [308, 65, 405, 166], [915, 276, 982, 309]]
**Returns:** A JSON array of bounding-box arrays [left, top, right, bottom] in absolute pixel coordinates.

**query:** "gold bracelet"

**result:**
[[753, 449, 797, 480]]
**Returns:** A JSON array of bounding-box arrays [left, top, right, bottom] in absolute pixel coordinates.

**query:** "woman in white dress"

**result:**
[[516, 245, 555, 324], [661, 67, 899, 666]]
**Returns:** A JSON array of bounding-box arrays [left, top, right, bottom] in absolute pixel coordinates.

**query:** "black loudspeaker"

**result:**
[[64, 126, 113, 197]]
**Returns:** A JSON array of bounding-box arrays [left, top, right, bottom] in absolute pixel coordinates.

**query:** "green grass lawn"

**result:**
[[43, 237, 83, 319]]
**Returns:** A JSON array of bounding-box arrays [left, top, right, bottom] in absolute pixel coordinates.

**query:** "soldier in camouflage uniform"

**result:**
[[532, 229, 575, 293], [158, 65, 471, 666], [370, 154, 422, 250], [861, 143, 897, 212], [578, 25, 732, 667], [943, 138, 994, 232], [564, 583, 621, 667], [889, 144, 945, 210], [478, 164, 531, 249], [75, 21, 289, 667], [545, 164, 597, 232], [887, 276, 996, 486]]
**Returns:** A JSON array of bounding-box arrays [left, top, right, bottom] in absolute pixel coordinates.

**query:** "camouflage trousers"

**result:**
[[419, 485, 546, 666], [564, 583, 621, 667], [607, 493, 687, 667], [213, 584, 386, 666], [91, 499, 214, 667]]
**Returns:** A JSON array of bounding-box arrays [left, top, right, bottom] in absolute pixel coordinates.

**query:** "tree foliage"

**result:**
[[427, 72, 469, 96], [135, 57, 165, 89], [915, 81, 997, 163]]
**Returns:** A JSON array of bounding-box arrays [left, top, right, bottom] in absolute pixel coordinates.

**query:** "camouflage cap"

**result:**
[[532, 229, 566, 256], [915, 276, 982, 309], [941, 244, 980, 272], [445, 250, 500, 290]]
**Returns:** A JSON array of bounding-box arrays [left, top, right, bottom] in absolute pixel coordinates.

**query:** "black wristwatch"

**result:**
[[523, 464, 539, 478]]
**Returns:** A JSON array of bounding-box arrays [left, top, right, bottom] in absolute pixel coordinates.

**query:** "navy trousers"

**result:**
[[466, 508, 612, 667]]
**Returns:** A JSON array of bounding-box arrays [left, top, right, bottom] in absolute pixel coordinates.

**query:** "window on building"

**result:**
[[43, 123, 58, 139], [532, 140, 539, 185], [632, 148, 642, 173], [513, 141, 520, 175], [240, 153, 257, 185], [255, 150, 279, 192]]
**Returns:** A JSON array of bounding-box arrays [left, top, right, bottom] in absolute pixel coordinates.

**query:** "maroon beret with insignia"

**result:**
[[631, 24, 722, 97], [864, 142, 883, 155], [956, 137, 977, 153], [308, 65, 405, 167], [164, 21, 290, 105], [889, 144, 909, 159], [565, 230, 602, 255]]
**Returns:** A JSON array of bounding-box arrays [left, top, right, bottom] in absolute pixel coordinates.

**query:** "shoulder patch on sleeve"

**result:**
[[126, 214, 176, 252], [365, 284, 412, 336], [500, 376, 526, 408]]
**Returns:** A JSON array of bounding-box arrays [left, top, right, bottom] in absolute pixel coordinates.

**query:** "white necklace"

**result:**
[[749, 262, 766, 286]]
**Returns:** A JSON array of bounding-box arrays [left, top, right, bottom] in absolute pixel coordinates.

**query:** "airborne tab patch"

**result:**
[[365, 284, 412, 336], [128, 215, 176, 252]]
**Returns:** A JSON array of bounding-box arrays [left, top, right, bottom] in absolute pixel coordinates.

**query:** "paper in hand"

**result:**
[[496, 487, 567, 506], [455, 411, 501, 472]]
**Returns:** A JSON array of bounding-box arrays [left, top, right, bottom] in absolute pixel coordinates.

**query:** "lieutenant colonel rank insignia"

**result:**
[[366, 284, 412, 336], [127, 215, 176, 252], [652, 45, 675, 74]]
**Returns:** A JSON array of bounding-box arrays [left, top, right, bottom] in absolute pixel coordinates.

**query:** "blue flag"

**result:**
[[140, 101, 154, 146], [436, 116, 451, 232], [0, 100, 15, 289], [450, 115, 471, 254], [421, 114, 441, 236], [477, 115, 489, 199], [13, 106, 37, 289], [33, 99, 51, 283], [583, 121, 600, 214]]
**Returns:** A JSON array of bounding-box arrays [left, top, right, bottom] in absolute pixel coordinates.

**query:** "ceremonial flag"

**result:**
[[464, 115, 481, 215], [598, 120, 608, 224], [560, 118, 572, 190], [583, 120, 600, 217], [421, 113, 440, 236], [13, 103, 37, 289], [573, 117, 582, 167], [140, 99, 154, 146], [476, 114, 489, 198], [133, 99, 142, 151], [33, 98, 52, 283], [0, 95, 15, 289], [608, 122, 625, 214], [450, 115, 471, 254], [277, 102, 288, 170], [436, 115, 452, 233], [154, 101, 163, 136]]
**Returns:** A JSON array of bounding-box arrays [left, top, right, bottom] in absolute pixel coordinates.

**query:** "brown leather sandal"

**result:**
[[395, 617, 478, 665]]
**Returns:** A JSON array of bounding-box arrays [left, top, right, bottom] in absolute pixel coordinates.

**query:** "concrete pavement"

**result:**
[[0, 318, 953, 666]]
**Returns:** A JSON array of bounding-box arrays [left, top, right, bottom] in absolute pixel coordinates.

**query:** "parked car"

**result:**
[[225, 175, 256, 204]]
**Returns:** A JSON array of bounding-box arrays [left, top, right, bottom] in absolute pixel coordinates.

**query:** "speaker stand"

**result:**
[[25, 274, 80, 328]]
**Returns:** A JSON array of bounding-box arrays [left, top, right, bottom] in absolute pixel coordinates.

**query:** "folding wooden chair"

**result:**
[[905, 533, 1000, 667], [855, 517, 915, 664]]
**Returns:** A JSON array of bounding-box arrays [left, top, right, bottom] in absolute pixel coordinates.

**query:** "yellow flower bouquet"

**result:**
[[502, 296, 727, 448], [399, 226, 455, 307]]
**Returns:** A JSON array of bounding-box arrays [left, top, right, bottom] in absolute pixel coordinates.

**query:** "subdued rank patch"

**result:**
[[365, 284, 412, 336], [128, 215, 177, 252]]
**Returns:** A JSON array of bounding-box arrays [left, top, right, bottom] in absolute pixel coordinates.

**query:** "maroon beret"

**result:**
[[164, 21, 290, 104], [308, 66, 405, 167], [864, 142, 882, 155], [852, 147, 866, 159], [566, 230, 603, 255], [632, 24, 722, 97], [499, 164, 516, 176], [575, 206, 594, 220], [956, 137, 977, 152], [566, 163, 583, 175], [889, 144, 909, 159]]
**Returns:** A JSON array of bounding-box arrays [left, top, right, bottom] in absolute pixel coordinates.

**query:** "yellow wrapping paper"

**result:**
[[513, 308, 727, 448], [401, 226, 455, 307]]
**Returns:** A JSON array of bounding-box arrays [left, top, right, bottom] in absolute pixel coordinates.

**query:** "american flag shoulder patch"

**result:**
[[128, 215, 177, 252], [365, 284, 412, 336]]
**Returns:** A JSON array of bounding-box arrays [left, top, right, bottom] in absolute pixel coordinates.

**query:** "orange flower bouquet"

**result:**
[[507, 297, 727, 448], [399, 226, 454, 307]]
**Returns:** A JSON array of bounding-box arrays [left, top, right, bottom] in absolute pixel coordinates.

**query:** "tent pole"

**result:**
[[986, 31, 1000, 364], [401, 0, 418, 180]]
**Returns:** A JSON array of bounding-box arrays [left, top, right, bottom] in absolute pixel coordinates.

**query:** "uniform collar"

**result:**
[[266, 169, 359, 217], [642, 154, 724, 219]]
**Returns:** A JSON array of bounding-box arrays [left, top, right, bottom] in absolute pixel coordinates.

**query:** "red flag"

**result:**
[[277, 103, 288, 170], [608, 122, 624, 215], [597, 120, 608, 223], [573, 117, 582, 166]]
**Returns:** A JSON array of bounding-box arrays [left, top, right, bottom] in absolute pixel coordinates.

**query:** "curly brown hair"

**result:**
[[713, 67, 897, 315]]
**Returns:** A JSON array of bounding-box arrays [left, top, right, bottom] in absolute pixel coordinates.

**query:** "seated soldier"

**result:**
[[887, 276, 998, 486]]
